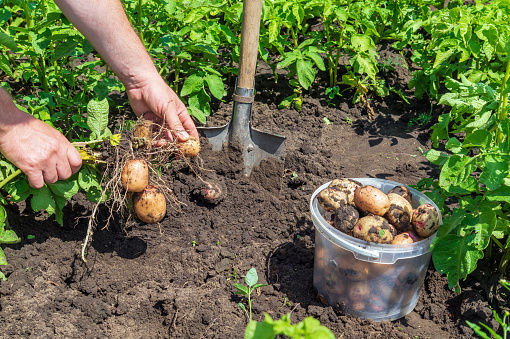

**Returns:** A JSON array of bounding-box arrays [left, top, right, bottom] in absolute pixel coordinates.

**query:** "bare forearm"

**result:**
[[53, 0, 157, 89]]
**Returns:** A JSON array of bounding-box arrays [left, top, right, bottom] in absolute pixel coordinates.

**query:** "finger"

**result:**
[[26, 171, 44, 189], [67, 146, 82, 174], [164, 99, 189, 142], [42, 168, 58, 185], [175, 100, 199, 139]]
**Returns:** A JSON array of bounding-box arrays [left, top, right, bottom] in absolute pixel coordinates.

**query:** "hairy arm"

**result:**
[[53, 0, 198, 140]]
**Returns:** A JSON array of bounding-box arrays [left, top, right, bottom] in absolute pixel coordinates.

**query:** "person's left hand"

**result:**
[[125, 74, 199, 144]]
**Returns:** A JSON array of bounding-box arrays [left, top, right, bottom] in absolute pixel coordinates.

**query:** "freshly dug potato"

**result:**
[[338, 255, 370, 281], [351, 301, 366, 312], [348, 281, 370, 301], [353, 185, 390, 216], [370, 263, 395, 276], [317, 187, 349, 212], [388, 185, 413, 204], [133, 185, 166, 223], [392, 231, 420, 245], [176, 136, 201, 157], [385, 193, 413, 232], [322, 211, 335, 226], [352, 215, 397, 244], [329, 178, 363, 206], [121, 159, 149, 193], [367, 295, 386, 312], [132, 119, 153, 150], [333, 204, 359, 233], [412, 204, 440, 238]]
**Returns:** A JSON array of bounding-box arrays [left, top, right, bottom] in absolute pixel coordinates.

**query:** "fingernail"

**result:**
[[178, 131, 189, 140]]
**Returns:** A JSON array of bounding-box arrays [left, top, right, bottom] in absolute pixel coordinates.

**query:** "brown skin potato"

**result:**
[[367, 295, 386, 312], [338, 254, 370, 281], [348, 281, 370, 301], [176, 136, 201, 157], [317, 187, 348, 212], [351, 301, 366, 312], [388, 185, 413, 204], [392, 231, 421, 245], [133, 185, 166, 223], [329, 178, 363, 206], [121, 159, 149, 193], [385, 193, 413, 232], [132, 119, 153, 150], [412, 204, 440, 238], [354, 185, 390, 216], [352, 215, 397, 244], [333, 204, 359, 233]]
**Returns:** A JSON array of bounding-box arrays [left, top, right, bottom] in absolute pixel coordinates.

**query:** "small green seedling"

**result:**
[[233, 267, 266, 321], [192, 240, 197, 247], [323, 117, 331, 125]]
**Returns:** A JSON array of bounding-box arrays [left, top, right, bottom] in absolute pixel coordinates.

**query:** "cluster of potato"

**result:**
[[314, 244, 426, 313], [317, 178, 440, 244]]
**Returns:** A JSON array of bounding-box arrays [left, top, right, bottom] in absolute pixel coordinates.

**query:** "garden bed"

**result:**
[[0, 45, 499, 338]]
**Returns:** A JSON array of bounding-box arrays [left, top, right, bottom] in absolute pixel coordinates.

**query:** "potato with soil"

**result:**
[[352, 215, 397, 244], [317, 187, 349, 212], [388, 185, 413, 204], [329, 178, 363, 206], [392, 231, 421, 245], [121, 159, 149, 193], [337, 254, 369, 281], [412, 204, 440, 238], [133, 185, 166, 223], [353, 185, 390, 216], [333, 204, 359, 233], [176, 136, 201, 157], [348, 281, 370, 302], [385, 193, 413, 232]]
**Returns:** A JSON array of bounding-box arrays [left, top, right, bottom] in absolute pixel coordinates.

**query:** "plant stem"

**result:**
[[0, 169, 22, 190], [137, 0, 145, 46], [496, 60, 510, 143]]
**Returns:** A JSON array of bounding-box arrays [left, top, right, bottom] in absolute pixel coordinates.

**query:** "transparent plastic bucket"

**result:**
[[310, 178, 442, 322]]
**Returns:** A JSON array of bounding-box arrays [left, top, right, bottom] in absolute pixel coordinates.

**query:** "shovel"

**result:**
[[197, 0, 285, 177]]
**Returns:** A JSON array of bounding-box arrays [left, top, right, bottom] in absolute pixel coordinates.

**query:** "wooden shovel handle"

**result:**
[[237, 0, 263, 89]]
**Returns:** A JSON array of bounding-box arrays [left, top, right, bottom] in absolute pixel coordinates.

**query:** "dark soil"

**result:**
[[0, 43, 501, 338]]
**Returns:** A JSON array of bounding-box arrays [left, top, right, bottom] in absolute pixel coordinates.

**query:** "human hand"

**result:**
[[125, 75, 199, 144], [0, 109, 82, 189]]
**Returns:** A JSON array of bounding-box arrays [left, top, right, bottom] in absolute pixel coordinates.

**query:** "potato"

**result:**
[[353, 185, 390, 216], [412, 204, 440, 238], [351, 301, 366, 312], [333, 204, 359, 233], [317, 187, 348, 212], [176, 135, 200, 157], [329, 178, 363, 206], [132, 119, 153, 150], [322, 211, 335, 226], [133, 185, 166, 223], [367, 295, 386, 312], [352, 215, 397, 244], [337, 254, 370, 281], [348, 281, 370, 301], [392, 231, 420, 245], [121, 159, 149, 193], [385, 193, 413, 232], [388, 185, 413, 204]]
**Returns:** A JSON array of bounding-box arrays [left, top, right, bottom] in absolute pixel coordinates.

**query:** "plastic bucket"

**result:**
[[310, 178, 442, 322]]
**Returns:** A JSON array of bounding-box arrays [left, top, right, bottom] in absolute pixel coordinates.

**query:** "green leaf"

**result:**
[[424, 149, 449, 166], [296, 59, 315, 90], [433, 49, 455, 68], [6, 179, 30, 203], [233, 283, 249, 295], [87, 98, 110, 139], [439, 155, 477, 191], [462, 129, 492, 149], [204, 74, 224, 100], [244, 319, 275, 339], [0, 31, 17, 50], [48, 179, 79, 200], [0, 247, 7, 265], [305, 51, 326, 71], [0, 230, 20, 244], [480, 155, 508, 191], [181, 75, 204, 97], [50, 39, 80, 63], [351, 34, 373, 53], [0, 54, 13, 77], [464, 205, 496, 250], [433, 234, 484, 291], [486, 178, 510, 203], [245, 267, 259, 287], [30, 185, 56, 216]]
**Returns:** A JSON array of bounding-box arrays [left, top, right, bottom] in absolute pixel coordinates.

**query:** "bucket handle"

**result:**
[[310, 183, 380, 260]]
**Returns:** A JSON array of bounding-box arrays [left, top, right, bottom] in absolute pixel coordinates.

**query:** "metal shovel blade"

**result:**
[[196, 0, 285, 176]]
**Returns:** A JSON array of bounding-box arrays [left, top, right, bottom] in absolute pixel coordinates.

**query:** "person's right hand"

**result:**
[[0, 109, 82, 189]]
